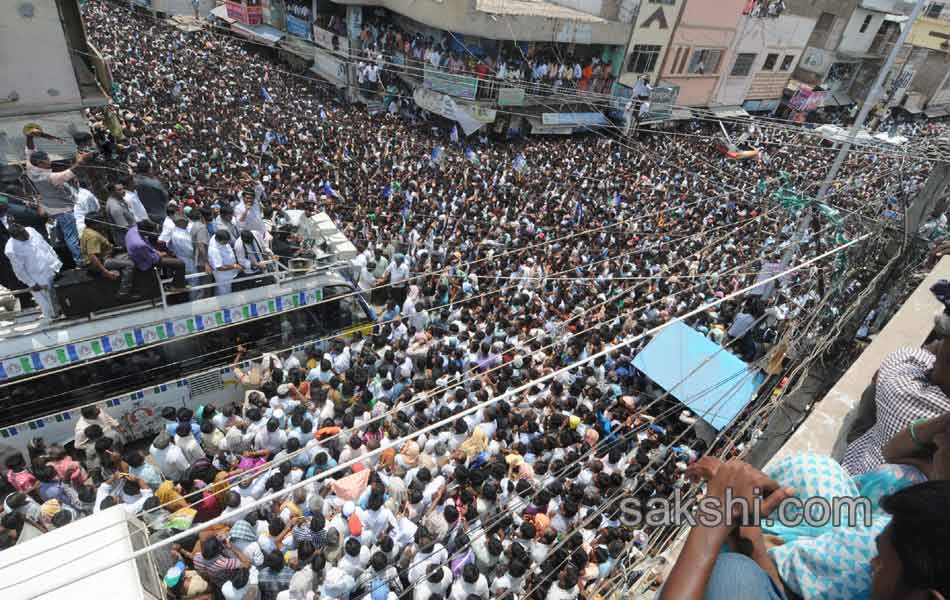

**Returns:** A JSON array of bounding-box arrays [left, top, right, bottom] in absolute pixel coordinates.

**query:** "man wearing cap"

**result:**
[[4, 222, 62, 321], [163, 559, 210, 598], [24, 128, 86, 265]]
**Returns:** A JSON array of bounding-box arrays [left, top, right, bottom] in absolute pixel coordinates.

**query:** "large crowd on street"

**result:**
[[2, 1, 950, 599]]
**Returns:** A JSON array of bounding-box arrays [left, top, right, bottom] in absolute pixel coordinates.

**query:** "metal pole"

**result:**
[[779, 0, 926, 269]]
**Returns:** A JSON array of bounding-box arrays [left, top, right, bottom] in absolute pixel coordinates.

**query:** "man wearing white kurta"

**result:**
[[4, 224, 62, 320], [208, 230, 241, 296]]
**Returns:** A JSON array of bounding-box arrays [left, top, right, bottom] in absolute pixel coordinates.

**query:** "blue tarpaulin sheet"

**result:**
[[632, 321, 764, 430]]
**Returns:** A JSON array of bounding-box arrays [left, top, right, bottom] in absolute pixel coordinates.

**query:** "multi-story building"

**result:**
[[655, 0, 747, 107], [0, 0, 107, 173], [787, 0, 905, 111], [710, 7, 817, 115], [619, 0, 685, 88], [897, 2, 950, 117]]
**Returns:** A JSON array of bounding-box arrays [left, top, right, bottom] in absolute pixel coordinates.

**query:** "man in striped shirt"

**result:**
[[193, 535, 251, 589]]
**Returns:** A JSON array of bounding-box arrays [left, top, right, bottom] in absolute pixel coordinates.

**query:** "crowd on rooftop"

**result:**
[[1, 1, 950, 599]]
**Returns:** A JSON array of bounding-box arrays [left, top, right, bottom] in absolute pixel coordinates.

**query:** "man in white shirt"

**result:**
[[413, 564, 452, 600], [449, 564, 489, 600], [208, 229, 242, 295], [338, 537, 371, 579], [254, 418, 288, 455], [234, 193, 266, 235], [149, 432, 190, 482], [381, 253, 410, 307], [4, 223, 62, 320]]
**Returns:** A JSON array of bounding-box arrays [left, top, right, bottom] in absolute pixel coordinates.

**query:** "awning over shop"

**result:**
[[279, 36, 315, 62], [925, 105, 950, 119], [475, 0, 607, 24], [742, 99, 781, 113], [817, 92, 854, 108], [413, 88, 497, 135], [709, 105, 750, 119], [209, 5, 236, 25], [526, 117, 573, 135], [540, 112, 610, 127], [641, 107, 692, 125], [231, 22, 284, 45], [0, 111, 89, 166], [632, 321, 765, 431]]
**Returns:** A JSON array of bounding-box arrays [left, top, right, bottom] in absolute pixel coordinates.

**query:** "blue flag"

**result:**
[[323, 181, 338, 198], [382, 184, 392, 199], [513, 153, 527, 173], [464, 147, 479, 165], [573, 199, 584, 225], [261, 130, 275, 153], [430, 146, 444, 166], [261, 86, 273, 103]]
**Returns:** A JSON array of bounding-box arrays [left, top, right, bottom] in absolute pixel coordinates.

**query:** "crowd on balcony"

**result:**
[[349, 14, 619, 98], [1, 1, 950, 600]]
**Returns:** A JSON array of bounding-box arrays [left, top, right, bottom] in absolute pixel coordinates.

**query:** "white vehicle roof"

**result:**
[[0, 506, 161, 599]]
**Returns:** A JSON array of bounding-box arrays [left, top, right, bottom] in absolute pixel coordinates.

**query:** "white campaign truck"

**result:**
[[0, 505, 163, 599]]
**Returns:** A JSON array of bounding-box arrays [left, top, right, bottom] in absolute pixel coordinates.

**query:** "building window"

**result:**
[[762, 53, 779, 70], [780, 54, 795, 71], [811, 12, 836, 48], [627, 44, 662, 74], [816, 12, 835, 31], [676, 47, 690, 74], [730, 53, 757, 77], [859, 14, 873, 33], [687, 49, 722, 74], [927, 2, 945, 18]]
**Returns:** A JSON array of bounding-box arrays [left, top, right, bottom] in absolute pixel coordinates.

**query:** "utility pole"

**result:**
[[778, 0, 927, 269]]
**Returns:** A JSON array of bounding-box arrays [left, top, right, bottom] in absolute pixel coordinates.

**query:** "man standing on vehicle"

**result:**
[[24, 127, 87, 266], [3, 222, 62, 321], [133, 159, 170, 224]]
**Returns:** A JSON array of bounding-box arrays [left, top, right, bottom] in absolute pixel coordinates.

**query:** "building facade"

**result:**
[[711, 11, 817, 113], [657, 0, 747, 107], [902, 6, 950, 115], [789, 0, 905, 108], [619, 0, 686, 88]]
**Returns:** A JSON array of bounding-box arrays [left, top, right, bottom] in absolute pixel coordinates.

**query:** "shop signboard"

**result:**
[[284, 0, 313, 40], [645, 84, 678, 121], [498, 87, 525, 107], [423, 65, 478, 101]]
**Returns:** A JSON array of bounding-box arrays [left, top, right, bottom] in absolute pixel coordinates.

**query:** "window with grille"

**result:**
[[927, 2, 945, 18], [687, 49, 722, 75], [730, 53, 756, 77], [780, 54, 795, 71], [627, 45, 662, 74], [762, 53, 779, 70]]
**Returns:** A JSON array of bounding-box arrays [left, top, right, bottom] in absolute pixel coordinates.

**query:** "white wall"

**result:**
[[0, 0, 83, 114], [713, 14, 815, 106], [837, 7, 885, 55]]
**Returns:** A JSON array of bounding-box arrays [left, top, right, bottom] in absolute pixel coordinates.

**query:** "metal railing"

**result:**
[[0, 257, 351, 337]]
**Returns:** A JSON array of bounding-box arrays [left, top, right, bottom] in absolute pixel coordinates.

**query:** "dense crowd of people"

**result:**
[[2, 1, 950, 599]]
